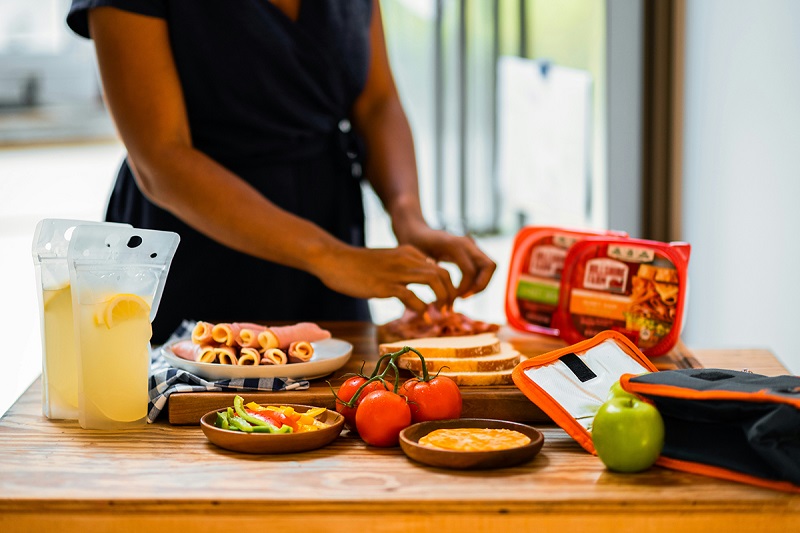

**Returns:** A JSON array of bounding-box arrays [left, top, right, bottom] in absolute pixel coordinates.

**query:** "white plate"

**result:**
[[161, 338, 353, 381]]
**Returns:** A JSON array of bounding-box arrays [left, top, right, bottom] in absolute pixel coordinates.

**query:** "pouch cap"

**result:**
[[67, 225, 180, 323], [32, 219, 131, 289]]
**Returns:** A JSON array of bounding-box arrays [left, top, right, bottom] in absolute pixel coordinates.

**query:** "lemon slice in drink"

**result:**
[[101, 293, 151, 329]]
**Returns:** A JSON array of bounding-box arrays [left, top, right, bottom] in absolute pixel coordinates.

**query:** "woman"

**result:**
[[67, 0, 495, 343]]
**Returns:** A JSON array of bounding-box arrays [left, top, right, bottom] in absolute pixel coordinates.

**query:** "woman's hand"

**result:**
[[311, 244, 458, 314], [393, 218, 496, 299]]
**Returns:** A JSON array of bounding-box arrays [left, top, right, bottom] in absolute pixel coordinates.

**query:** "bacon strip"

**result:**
[[377, 303, 500, 343]]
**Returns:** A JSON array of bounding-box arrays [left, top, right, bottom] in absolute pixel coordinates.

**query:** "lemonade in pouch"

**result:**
[[32, 219, 131, 420], [67, 225, 179, 430]]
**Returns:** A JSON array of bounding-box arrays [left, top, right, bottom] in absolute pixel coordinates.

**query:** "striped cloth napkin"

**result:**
[[147, 320, 310, 423]]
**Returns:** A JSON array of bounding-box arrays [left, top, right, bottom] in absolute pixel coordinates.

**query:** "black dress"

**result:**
[[67, 0, 373, 343]]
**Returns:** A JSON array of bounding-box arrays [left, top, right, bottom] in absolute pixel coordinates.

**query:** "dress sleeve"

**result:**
[[67, 0, 167, 39]]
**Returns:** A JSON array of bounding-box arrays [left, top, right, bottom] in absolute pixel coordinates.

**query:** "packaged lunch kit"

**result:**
[[505, 226, 628, 337], [512, 330, 800, 492], [506, 228, 691, 357]]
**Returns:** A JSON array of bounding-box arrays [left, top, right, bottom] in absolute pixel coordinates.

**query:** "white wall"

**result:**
[[682, 0, 800, 373]]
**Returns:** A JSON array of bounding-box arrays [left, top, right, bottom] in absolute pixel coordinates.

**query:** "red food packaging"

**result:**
[[552, 237, 691, 357], [505, 226, 627, 337]]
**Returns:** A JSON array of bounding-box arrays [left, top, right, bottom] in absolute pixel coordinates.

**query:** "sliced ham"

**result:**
[[288, 341, 314, 363], [176, 320, 330, 368], [237, 347, 261, 366], [236, 324, 266, 349], [215, 345, 238, 365], [198, 349, 218, 364], [191, 322, 215, 345], [171, 339, 202, 361], [211, 322, 266, 346], [261, 348, 288, 366], [269, 322, 331, 350]]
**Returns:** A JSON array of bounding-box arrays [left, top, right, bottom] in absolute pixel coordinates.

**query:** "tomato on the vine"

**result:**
[[400, 375, 462, 423], [335, 376, 389, 431], [355, 390, 412, 447]]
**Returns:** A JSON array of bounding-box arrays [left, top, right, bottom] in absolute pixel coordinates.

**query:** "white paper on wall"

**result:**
[[498, 56, 593, 229]]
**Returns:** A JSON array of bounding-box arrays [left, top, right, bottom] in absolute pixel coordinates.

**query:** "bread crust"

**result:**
[[378, 333, 501, 358]]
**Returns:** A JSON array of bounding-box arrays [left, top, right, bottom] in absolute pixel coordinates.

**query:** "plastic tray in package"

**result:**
[[504, 226, 628, 337], [31, 219, 131, 420], [552, 237, 691, 357], [67, 225, 179, 430]]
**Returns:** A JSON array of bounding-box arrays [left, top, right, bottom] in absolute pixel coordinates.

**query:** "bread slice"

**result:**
[[378, 332, 501, 358], [398, 343, 520, 373], [435, 368, 516, 386]]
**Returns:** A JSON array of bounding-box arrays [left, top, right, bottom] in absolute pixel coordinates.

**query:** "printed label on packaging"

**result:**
[[568, 250, 679, 349], [516, 235, 573, 327]]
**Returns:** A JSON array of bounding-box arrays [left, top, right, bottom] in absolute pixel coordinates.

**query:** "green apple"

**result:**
[[606, 379, 639, 401], [591, 396, 665, 473]]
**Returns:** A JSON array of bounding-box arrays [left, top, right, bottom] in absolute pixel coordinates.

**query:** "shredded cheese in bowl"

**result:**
[[418, 428, 531, 452]]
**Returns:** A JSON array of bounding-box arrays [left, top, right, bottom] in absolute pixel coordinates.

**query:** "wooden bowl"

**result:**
[[399, 418, 544, 470], [200, 404, 344, 454]]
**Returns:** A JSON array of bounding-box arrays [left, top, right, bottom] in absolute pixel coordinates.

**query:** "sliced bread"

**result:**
[[398, 342, 520, 373], [434, 368, 516, 386], [378, 332, 501, 358]]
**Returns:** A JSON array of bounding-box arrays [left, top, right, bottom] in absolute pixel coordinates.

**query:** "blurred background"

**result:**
[[2, 0, 799, 415]]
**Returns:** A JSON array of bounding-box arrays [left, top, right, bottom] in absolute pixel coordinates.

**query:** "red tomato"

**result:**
[[400, 376, 462, 423], [355, 390, 412, 447], [335, 377, 389, 431]]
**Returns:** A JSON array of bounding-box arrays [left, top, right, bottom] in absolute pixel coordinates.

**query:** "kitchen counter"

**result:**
[[0, 322, 797, 533]]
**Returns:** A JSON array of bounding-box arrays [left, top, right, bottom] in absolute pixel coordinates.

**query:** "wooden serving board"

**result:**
[[166, 322, 702, 425]]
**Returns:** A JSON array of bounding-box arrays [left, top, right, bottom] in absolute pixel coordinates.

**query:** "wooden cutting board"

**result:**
[[165, 322, 702, 425]]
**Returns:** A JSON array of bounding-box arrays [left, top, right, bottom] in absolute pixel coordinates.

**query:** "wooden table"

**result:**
[[1, 322, 797, 533]]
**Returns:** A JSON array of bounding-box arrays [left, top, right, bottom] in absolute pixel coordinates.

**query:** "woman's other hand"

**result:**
[[311, 244, 458, 314], [393, 219, 496, 299]]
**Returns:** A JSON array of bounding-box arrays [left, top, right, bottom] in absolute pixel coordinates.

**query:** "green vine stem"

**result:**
[[329, 346, 429, 409]]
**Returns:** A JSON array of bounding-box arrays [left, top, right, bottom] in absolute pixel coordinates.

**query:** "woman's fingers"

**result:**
[[459, 248, 496, 297], [430, 237, 497, 298], [419, 258, 458, 307], [394, 286, 428, 314]]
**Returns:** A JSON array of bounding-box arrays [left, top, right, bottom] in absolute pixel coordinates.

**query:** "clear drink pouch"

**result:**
[[505, 226, 628, 336], [553, 237, 691, 357], [67, 225, 179, 429], [31, 219, 131, 420]]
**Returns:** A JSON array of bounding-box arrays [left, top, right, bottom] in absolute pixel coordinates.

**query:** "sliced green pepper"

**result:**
[[233, 395, 273, 428], [228, 415, 254, 432], [252, 424, 293, 434], [215, 411, 230, 430]]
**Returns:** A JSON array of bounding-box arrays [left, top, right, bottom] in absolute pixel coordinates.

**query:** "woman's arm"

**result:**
[[88, 7, 452, 312], [352, 0, 496, 298]]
